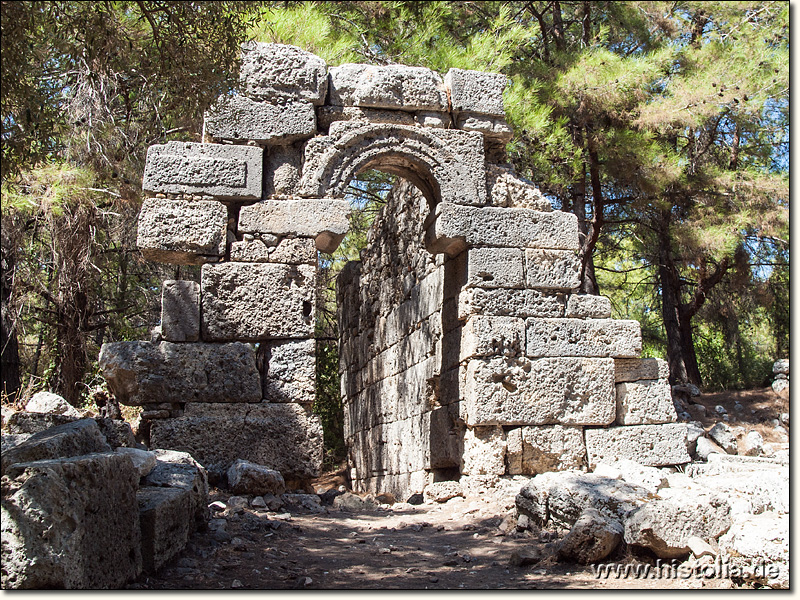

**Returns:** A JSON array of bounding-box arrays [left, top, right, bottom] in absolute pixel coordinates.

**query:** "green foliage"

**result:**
[[313, 339, 346, 467]]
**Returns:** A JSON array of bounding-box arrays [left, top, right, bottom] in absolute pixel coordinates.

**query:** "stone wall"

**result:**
[[99, 42, 689, 494]]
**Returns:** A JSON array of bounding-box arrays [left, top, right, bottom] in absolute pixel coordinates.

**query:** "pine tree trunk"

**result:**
[[1, 237, 21, 402], [656, 210, 689, 384], [678, 306, 703, 386]]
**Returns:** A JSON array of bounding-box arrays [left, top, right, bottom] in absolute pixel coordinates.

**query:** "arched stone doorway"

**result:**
[[99, 43, 690, 495]]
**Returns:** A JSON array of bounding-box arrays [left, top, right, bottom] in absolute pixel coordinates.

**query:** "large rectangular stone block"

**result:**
[[460, 315, 525, 360], [565, 294, 612, 318], [461, 425, 506, 476], [201, 262, 315, 341], [149, 403, 323, 479], [506, 425, 586, 475], [462, 357, 616, 426], [584, 423, 690, 467], [1, 453, 141, 589], [205, 96, 316, 144], [98, 341, 261, 405], [328, 63, 448, 111], [137, 487, 191, 573], [237, 199, 351, 253], [239, 42, 328, 104], [457, 288, 565, 319], [426, 203, 580, 254], [229, 236, 317, 264], [614, 358, 669, 383], [526, 318, 642, 358], [445, 68, 507, 116], [467, 247, 525, 288], [161, 280, 200, 342], [142, 141, 263, 200], [262, 339, 315, 404], [616, 380, 677, 425], [137, 198, 227, 265], [525, 249, 581, 290]]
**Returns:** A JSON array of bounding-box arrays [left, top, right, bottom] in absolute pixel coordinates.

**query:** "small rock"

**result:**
[[742, 431, 764, 456], [779, 412, 789, 426], [687, 536, 716, 559], [695, 436, 725, 460], [733, 402, 744, 413], [509, 548, 541, 567], [115, 447, 157, 477], [251, 496, 267, 509], [231, 579, 243, 589], [227, 495, 248, 509], [708, 422, 737, 454], [407, 493, 424, 505], [772, 359, 789, 375], [715, 405, 728, 415], [262, 493, 284, 511], [25, 391, 83, 418], [772, 379, 789, 393]]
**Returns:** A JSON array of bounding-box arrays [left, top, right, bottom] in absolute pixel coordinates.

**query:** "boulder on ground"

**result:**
[[333, 492, 378, 512], [4, 411, 77, 435], [137, 486, 192, 573], [226, 459, 286, 496], [694, 436, 725, 460], [557, 508, 623, 564], [25, 391, 82, 418], [742, 431, 764, 456], [708, 422, 737, 454], [718, 511, 788, 589], [424, 481, 464, 503]]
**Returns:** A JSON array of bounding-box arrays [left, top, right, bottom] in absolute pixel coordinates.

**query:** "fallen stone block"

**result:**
[[229, 236, 317, 264], [525, 249, 581, 290], [708, 422, 738, 454], [718, 512, 788, 589], [137, 197, 227, 265], [161, 280, 200, 342], [506, 425, 586, 475], [614, 358, 669, 383], [457, 288, 565, 319], [1, 419, 111, 473], [584, 423, 691, 467], [143, 449, 209, 529], [237, 199, 351, 253], [328, 63, 448, 111], [526, 318, 641, 358], [149, 403, 323, 480], [25, 391, 82, 418], [462, 357, 616, 426], [137, 487, 192, 573], [205, 96, 316, 143], [239, 42, 328, 104], [142, 141, 262, 200], [624, 487, 732, 559], [565, 295, 612, 319], [1, 453, 141, 589], [516, 470, 651, 529], [460, 315, 525, 359], [426, 203, 579, 255], [227, 459, 286, 496], [445, 68, 507, 116], [466, 247, 525, 289], [200, 262, 316, 341], [4, 411, 78, 435], [558, 508, 623, 564], [615, 379, 677, 425], [424, 481, 464, 503], [99, 341, 261, 405], [116, 447, 157, 477]]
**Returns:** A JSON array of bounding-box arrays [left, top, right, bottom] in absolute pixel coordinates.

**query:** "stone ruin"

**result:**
[[99, 43, 690, 499]]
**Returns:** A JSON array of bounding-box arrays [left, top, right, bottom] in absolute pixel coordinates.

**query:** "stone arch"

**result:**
[[297, 124, 486, 208]]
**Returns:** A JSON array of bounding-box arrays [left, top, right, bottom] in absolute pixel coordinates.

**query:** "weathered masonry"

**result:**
[[99, 43, 689, 497]]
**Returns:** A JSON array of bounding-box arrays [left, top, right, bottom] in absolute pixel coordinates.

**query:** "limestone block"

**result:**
[[201, 262, 315, 341], [299, 124, 486, 207], [424, 481, 463, 503], [262, 339, 316, 404], [137, 487, 191, 573], [226, 459, 286, 496], [265, 144, 302, 196], [584, 423, 691, 467], [415, 110, 451, 128], [718, 512, 788, 589], [460, 315, 525, 359], [516, 470, 650, 530], [526, 318, 642, 358], [238, 199, 351, 253], [161, 280, 199, 342], [239, 42, 327, 105], [1, 419, 111, 473], [461, 425, 506, 476], [525, 249, 581, 290], [466, 247, 524, 289], [514, 425, 586, 474], [462, 357, 616, 426], [4, 412, 76, 435], [149, 403, 323, 479], [205, 96, 316, 144], [116, 447, 157, 477], [230, 236, 316, 264], [616, 380, 677, 425], [558, 508, 623, 564], [137, 198, 227, 265], [316, 105, 415, 130], [1, 453, 141, 589], [455, 112, 512, 142], [487, 165, 552, 211], [565, 294, 612, 319], [25, 391, 82, 418], [458, 288, 564, 319], [614, 358, 669, 383], [98, 341, 261, 405], [143, 449, 209, 529], [142, 141, 263, 200], [445, 68, 508, 116], [426, 203, 579, 255], [329, 63, 448, 111]]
